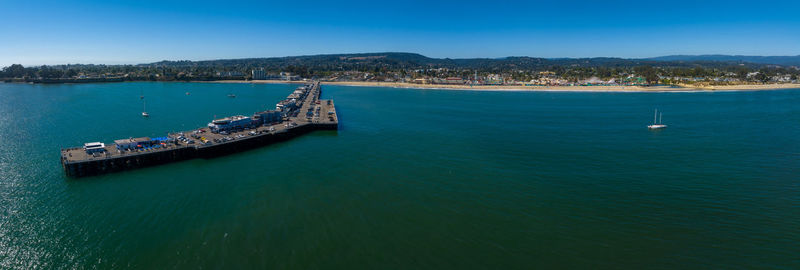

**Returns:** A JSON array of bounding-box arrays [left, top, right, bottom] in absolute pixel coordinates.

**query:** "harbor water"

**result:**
[[0, 82, 798, 269]]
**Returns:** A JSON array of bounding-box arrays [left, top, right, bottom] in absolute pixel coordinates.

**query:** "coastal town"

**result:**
[[316, 68, 799, 87], [2, 53, 799, 89]]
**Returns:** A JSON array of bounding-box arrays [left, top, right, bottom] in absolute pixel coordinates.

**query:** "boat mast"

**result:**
[[653, 109, 658, 124], [659, 112, 662, 124]]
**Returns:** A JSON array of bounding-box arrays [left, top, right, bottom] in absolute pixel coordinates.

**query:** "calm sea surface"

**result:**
[[0, 82, 798, 269]]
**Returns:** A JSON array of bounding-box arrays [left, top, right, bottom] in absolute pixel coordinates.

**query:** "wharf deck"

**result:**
[[60, 82, 337, 177]]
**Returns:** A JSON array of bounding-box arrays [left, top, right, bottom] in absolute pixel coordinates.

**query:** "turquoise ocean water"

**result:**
[[0, 82, 798, 269]]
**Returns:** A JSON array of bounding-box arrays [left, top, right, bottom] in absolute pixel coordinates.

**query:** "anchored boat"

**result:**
[[142, 99, 149, 118], [648, 109, 666, 129]]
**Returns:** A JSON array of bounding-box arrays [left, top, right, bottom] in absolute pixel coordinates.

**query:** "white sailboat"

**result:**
[[142, 99, 149, 117], [647, 109, 666, 129]]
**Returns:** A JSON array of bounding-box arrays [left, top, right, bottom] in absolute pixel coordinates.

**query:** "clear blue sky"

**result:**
[[2, 0, 800, 67]]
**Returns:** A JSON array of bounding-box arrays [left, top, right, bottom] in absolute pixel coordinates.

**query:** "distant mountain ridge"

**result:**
[[646, 55, 800, 66], [139, 52, 800, 71]]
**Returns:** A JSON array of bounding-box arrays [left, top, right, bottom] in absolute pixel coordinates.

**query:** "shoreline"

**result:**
[[209, 80, 800, 92], [6, 79, 799, 92]]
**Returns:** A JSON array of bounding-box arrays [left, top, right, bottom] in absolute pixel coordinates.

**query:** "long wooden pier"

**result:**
[[60, 82, 337, 178]]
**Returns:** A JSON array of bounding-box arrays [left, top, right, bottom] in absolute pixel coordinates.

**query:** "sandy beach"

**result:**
[[208, 80, 800, 92], [674, 83, 800, 91]]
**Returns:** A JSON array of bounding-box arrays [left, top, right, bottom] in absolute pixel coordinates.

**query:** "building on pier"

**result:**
[[114, 137, 174, 151], [114, 137, 152, 151], [207, 115, 253, 133], [83, 142, 105, 154], [276, 99, 297, 112], [254, 110, 282, 125]]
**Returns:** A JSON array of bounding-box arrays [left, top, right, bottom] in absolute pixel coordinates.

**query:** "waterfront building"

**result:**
[[216, 71, 245, 77], [413, 78, 429, 84], [280, 72, 301, 81], [207, 115, 253, 133], [444, 77, 465, 84], [486, 74, 503, 85], [288, 88, 307, 100], [623, 76, 646, 85], [114, 137, 151, 151], [83, 142, 105, 154], [276, 99, 297, 113], [252, 69, 266, 80], [254, 110, 283, 125]]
